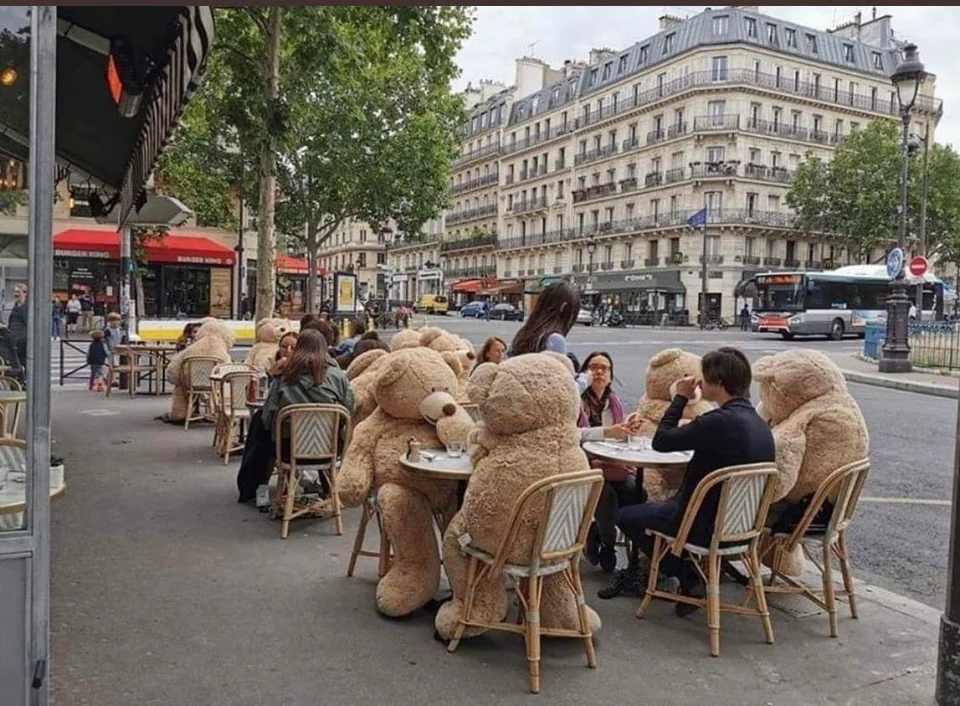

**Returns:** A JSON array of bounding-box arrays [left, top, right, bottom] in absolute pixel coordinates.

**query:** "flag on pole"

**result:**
[[686, 208, 707, 229]]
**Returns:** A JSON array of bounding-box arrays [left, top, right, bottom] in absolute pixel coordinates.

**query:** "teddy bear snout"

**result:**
[[442, 403, 456, 417], [466, 352, 475, 360]]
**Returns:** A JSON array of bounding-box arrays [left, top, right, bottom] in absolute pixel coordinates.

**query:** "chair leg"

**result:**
[[330, 471, 343, 536], [636, 535, 663, 619], [525, 573, 542, 694], [105, 369, 113, 397], [748, 545, 775, 645], [706, 553, 721, 657], [280, 469, 297, 539], [821, 540, 839, 638], [347, 503, 372, 577], [837, 532, 858, 620], [184, 392, 194, 430], [448, 557, 479, 653], [569, 566, 597, 668]]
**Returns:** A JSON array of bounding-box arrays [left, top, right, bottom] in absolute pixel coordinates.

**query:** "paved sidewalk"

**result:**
[[824, 352, 960, 399], [50, 391, 939, 706]]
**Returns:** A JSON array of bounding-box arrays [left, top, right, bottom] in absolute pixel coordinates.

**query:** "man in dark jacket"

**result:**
[[8, 283, 27, 370], [599, 347, 775, 609]]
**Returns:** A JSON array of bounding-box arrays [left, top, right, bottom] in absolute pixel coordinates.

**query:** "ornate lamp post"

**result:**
[[879, 43, 926, 374]]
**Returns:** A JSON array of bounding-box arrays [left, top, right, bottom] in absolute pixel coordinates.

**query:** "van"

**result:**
[[414, 294, 448, 315]]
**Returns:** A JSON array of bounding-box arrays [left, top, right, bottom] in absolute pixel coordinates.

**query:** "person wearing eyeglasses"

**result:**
[[576, 351, 641, 574]]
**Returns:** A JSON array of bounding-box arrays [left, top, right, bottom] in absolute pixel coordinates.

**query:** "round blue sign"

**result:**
[[886, 247, 904, 279]]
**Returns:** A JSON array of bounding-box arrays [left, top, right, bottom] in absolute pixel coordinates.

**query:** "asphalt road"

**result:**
[[419, 314, 956, 610]]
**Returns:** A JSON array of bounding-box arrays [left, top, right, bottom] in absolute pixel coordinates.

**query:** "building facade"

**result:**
[[315, 218, 389, 305], [385, 217, 443, 305]]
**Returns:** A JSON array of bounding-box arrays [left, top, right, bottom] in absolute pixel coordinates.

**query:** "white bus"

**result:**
[[746, 265, 946, 340]]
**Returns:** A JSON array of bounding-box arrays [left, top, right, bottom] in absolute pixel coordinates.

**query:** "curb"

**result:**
[[840, 369, 959, 399]]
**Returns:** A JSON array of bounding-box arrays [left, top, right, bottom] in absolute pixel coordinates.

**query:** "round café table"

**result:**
[[581, 440, 693, 471], [0, 470, 66, 531]]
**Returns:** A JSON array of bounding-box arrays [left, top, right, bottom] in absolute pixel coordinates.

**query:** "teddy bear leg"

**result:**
[[435, 513, 510, 641], [759, 534, 806, 577], [538, 572, 601, 636], [376, 482, 442, 617], [169, 385, 188, 422]]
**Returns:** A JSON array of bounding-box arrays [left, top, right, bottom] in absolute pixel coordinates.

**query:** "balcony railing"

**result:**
[[693, 114, 741, 132], [572, 264, 585, 273], [647, 128, 666, 145], [622, 136, 640, 153], [385, 235, 440, 252], [644, 257, 659, 266], [502, 121, 575, 155], [510, 197, 549, 214], [690, 161, 739, 179], [667, 122, 688, 139], [445, 203, 498, 225], [443, 264, 498, 279], [565, 68, 942, 134], [554, 158, 566, 170], [743, 255, 762, 265], [574, 148, 602, 167], [644, 172, 663, 188], [700, 255, 725, 264], [440, 232, 498, 252], [785, 258, 801, 268], [621, 259, 635, 269], [496, 208, 797, 251], [452, 142, 502, 167], [763, 257, 783, 266], [600, 261, 615, 270], [449, 171, 499, 195], [743, 164, 794, 184], [665, 167, 685, 183], [620, 177, 638, 192]]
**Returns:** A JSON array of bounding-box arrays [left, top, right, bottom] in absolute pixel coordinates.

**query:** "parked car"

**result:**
[[490, 303, 524, 321], [576, 308, 595, 326], [413, 294, 448, 315], [458, 301, 485, 318]]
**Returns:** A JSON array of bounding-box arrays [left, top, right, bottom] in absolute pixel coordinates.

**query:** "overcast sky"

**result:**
[[453, 5, 958, 149]]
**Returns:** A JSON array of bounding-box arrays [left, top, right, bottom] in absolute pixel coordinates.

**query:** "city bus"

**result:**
[[746, 265, 946, 340]]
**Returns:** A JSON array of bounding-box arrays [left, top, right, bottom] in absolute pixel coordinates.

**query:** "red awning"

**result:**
[[451, 278, 485, 294], [53, 229, 235, 266], [276, 254, 309, 275]]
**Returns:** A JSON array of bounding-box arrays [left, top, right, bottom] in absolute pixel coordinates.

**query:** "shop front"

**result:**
[[449, 277, 489, 308], [571, 270, 686, 325], [477, 278, 523, 306], [53, 229, 235, 318], [523, 275, 568, 314], [417, 267, 442, 299]]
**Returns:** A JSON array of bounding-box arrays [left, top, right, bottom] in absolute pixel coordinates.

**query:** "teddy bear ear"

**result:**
[[441, 351, 463, 377], [346, 349, 389, 380], [752, 354, 777, 383], [649, 348, 683, 368], [467, 362, 499, 405], [375, 350, 412, 389], [419, 328, 443, 347]]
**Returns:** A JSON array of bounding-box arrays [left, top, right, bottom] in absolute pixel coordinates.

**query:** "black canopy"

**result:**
[[0, 6, 214, 225]]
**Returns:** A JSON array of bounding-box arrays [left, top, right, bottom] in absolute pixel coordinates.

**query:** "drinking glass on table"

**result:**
[[627, 435, 650, 451], [445, 441, 464, 458]]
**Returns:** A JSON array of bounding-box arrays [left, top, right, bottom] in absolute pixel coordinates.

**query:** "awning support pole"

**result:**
[[120, 226, 135, 337], [26, 6, 57, 704]]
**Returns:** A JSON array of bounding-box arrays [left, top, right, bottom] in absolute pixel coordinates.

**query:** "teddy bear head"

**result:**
[[194, 319, 236, 349], [468, 352, 578, 436], [346, 348, 389, 381], [644, 348, 703, 401], [255, 318, 288, 345], [391, 329, 421, 350], [753, 349, 849, 425], [373, 347, 462, 421]]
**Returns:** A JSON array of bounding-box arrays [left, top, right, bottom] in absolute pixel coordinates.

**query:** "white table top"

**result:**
[[582, 440, 692, 468], [399, 449, 472, 481], [0, 470, 65, 516]]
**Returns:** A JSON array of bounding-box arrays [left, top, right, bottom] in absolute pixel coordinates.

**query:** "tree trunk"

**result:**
[[254, 6, 283, 322], [306, 241, 318, 315]]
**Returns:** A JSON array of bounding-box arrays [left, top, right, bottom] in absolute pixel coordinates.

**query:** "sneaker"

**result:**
[[598, 544, 618, 573], [597, 566, 645, 600], [584, 524, 601, 566]]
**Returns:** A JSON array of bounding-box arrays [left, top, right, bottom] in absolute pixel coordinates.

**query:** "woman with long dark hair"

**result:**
[[237, 330, 354, 503], [508, 281, 580, 357], [576, 351, 643, 573]]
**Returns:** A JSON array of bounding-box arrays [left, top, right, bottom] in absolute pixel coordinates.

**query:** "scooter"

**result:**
[[605, 309, 626, 328]]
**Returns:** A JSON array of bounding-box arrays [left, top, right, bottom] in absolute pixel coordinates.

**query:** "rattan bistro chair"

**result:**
[[445, 469, 604, 694], [346, 490, 392, 579], [182, 357, 220, 430], [759, 458, 870, 638], [272, 403, 352, 539], [0, 376, 22, 439], [217, 370, 259, 464], [636, 462, 780, 658], [210, 363, 258, 452]]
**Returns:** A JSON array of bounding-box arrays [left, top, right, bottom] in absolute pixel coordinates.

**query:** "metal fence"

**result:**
[[863, 322, 960, 370]]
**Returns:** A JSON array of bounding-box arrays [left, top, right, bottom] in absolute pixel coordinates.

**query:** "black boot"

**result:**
[[675, 562, 705, 617], [597, 565, 645, 599]]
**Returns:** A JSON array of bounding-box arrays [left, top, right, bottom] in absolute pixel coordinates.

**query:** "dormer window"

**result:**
[[663, 33, 675, 55], [872, 51, 883, 70], [712, 15, 728, 35], [618, 54, 628, 74], [766, 23, 778, 44], [844, 44, 854, 63], [745, 17, 757, 38], [785, 28, 797, 48], [806, 33, 818, 54], [639, 45, 649, 63], [601, 61, 612, 81], [589, 67, 599, 86]]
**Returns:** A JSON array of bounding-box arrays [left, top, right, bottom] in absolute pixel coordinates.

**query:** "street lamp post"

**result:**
[[586, 237, 598, 309], [879, 43, 926, 374], [912, 124, 931, 317]]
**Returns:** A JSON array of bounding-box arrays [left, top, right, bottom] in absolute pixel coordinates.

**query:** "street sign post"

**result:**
[[909, 256, 929, 278], [886, 247, 904, 279]]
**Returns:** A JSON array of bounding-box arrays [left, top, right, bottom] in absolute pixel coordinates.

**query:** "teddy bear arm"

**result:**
[[771, 427, 806, 503], [435, 407, 474, 448], [166, 350, 185, 384], [338, 419, 379, 506]]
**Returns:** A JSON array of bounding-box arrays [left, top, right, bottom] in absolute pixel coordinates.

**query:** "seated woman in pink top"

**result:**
[[577, 351, 645, 573]]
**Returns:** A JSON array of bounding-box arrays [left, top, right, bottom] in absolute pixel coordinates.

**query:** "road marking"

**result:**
[[859, 496, 951, 507]]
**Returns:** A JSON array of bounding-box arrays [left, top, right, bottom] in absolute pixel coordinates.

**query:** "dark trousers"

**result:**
[[617, 500, 689, 578], [595, 475, 642, 547]]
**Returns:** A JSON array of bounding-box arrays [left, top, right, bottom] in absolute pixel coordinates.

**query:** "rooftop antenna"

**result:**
[[527, 40, 539, 57]]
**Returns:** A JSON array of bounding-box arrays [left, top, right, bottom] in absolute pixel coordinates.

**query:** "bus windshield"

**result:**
[[755, 274, 805, 312]]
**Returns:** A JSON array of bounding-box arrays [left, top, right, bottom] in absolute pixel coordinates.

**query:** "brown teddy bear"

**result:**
[[345, 348, 391, 426], [339, 347, 475, 617], [753, 349, 869, 575], [391, 328, 421, 350], [624, 348, 714, 500], [434, 352, 601, 641], [244, 318, 291, 374], [416, 327, 476, 401], [166, 319, 235, 422]]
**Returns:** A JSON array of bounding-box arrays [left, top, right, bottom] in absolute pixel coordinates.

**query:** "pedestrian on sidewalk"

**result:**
[[739, 304, 751, 331], [103, 312, 124, 353], [65, 293, 81, 335], [8, 284, 27, 370], [602, 347, 775, 610], [86, 329, 108, 391], [51, 296, 63, 340]]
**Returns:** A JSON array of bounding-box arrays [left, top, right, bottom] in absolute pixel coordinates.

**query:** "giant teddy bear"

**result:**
[[753, 349, 869, 575], [625, 348, 714, 500], [339, 347, 475, 617], [394, 326, 475, 400], [345, 347, 392, 426], [166, 318, 235, 422], [434, 353, 601, 641], [243, 318, 292, 374]]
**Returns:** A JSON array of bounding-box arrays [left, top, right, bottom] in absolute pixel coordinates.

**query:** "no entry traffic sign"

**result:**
[[909, 256, 929, 277]]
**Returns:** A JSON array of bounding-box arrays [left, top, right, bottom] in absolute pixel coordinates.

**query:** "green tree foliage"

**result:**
[[157, 6, 473, 317], [787, 119, 960, 265]]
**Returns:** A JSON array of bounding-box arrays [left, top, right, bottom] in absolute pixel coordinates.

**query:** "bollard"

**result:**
[[340, 318, 349, 340], [367, 316, 375, 333], [405, 315, 412, 329]]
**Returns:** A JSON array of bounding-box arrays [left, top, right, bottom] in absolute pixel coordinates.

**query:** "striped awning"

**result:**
[[118, 6, 215, 226]]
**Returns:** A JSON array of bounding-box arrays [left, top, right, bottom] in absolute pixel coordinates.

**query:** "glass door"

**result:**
[[0, 7, 55, 705]]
